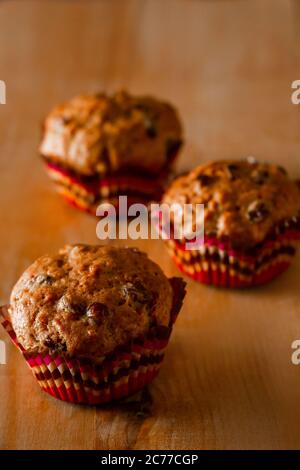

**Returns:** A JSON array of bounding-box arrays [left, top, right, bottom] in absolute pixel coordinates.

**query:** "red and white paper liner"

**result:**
[[162, 220, 300, 288], [0, 278, 186, 405], [45, 161, 175, 215]]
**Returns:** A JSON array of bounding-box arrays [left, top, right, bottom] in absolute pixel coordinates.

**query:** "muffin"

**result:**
[[0, 245, 186, 404], [161, 158, 300, 288], [40, 90, 183, 214]]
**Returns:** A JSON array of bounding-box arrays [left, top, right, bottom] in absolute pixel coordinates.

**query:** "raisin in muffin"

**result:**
[[161, 158, 300, 288], [40, 90, 183, 214], [2, 245, 185, 404]]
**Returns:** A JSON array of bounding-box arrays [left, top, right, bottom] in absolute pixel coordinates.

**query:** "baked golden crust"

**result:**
[[40, 90, 183, 176], [9, 245, 173, 358], [162, 159, 300, 248]]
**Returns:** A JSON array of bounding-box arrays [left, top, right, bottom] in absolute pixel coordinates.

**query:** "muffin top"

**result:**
[[9, 245, 173, 358], [40, 90, 183, 176], [162, 158, 300, 248]]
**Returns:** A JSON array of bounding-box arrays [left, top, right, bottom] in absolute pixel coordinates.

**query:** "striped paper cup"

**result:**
[[0, 278, 185, 405], [162, 218, 300, 288], [45, 161, 174, 215]]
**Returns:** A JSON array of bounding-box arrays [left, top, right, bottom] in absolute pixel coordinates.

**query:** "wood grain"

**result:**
[[0, 0, 300, 450]]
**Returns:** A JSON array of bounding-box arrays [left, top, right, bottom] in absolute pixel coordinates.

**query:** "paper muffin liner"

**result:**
[[0, 278, 186, 405], [45, 161, 176, 215], [162, 219, 300, 288]]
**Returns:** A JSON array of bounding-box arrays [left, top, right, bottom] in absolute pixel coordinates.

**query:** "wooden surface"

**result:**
[[1, 0, 300, 450]]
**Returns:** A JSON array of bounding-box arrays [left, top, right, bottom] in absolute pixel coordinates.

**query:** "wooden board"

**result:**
[[0, 0, 300, 450]]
